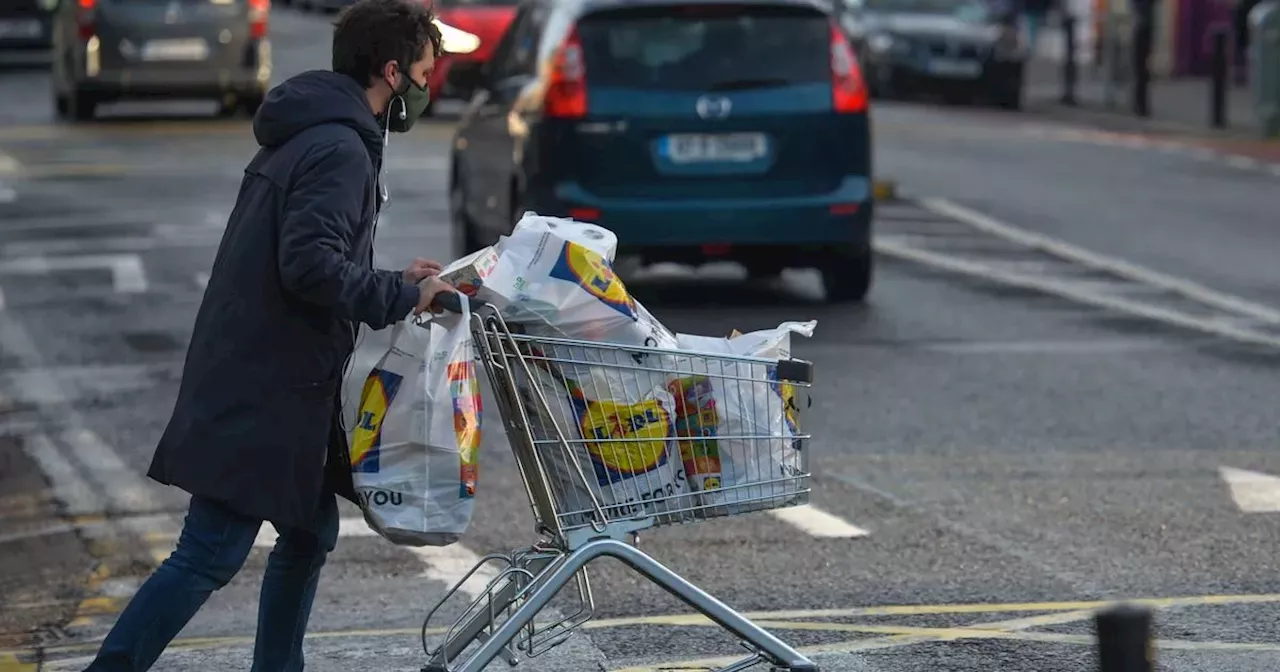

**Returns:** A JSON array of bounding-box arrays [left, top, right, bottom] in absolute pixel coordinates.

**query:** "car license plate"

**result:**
[[662, 133, 768, 164], [926, 58, 981, 78], [0, 19, 42, 40], [141, 38, 209, 62]]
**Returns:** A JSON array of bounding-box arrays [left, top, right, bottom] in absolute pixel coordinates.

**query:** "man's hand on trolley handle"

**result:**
[[416, 276, 458, 315]]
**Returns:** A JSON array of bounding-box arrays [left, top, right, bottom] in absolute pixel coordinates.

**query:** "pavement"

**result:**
[[3, 7, 1280, 672], [1021, 27, 1275, 144]]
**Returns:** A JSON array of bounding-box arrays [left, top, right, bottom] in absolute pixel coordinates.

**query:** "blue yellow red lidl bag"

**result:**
[[348, 291, 480, 547], [517, 354, 688, 523]]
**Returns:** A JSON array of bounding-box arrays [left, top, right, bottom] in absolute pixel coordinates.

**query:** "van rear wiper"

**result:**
[[704, 77, 793, 92]]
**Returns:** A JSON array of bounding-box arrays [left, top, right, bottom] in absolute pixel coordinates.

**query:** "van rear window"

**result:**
[[576, 6, 831, 92]]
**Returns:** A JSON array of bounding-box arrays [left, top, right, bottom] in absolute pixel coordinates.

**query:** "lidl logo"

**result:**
[[548, 241, 636, 319], [768, 367, 802, 446], [448, 360, 482, 498], [351, 369, 404, 474], [578, 398, 672, 485]]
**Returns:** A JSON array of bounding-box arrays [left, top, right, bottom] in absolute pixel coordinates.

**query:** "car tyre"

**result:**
[[241, 94, 265, 117], [54, 92, 69, 119], [68, 88, 97, 122], [745, 260, 786, 280], [820, 244, 873, 304], [993, 83, 1023, 110], [449, 171, 483, 259]]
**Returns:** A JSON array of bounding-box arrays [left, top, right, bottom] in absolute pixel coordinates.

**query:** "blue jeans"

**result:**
[[85, 494, 340, 671]]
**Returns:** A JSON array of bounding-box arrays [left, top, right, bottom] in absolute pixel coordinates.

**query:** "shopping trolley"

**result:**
[[420, 292, 818, 672]]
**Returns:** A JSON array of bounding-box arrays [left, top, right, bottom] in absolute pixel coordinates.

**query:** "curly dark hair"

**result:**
[[332, 0, 443, 89]]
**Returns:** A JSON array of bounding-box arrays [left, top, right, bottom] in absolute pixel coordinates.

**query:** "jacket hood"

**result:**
[[253, 70, 384, 158]]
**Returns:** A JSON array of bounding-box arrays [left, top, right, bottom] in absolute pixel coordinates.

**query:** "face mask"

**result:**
[[386, 65, 432, 134]]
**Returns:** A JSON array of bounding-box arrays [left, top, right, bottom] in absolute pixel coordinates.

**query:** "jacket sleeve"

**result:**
[[277, 139, 420, 329]]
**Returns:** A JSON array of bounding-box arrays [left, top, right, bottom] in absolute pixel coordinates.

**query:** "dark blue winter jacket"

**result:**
[[148, 70, 419, 529]]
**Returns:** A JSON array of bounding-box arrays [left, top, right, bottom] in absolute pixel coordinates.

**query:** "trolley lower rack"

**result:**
[[419, 295, 818, 672]]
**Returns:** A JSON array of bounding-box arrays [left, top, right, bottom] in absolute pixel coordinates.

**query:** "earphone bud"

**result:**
[[399, 103, 406, 120]]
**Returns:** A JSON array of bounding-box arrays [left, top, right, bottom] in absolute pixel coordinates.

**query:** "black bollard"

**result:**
[[1096, 604, 1154, 672], [1061, 14, 1078, 106], [1131, 0, 1155, 117], [1209, 27, 1229, 128]]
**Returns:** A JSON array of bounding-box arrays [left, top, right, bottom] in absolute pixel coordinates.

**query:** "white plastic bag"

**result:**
[[349, 295, 481, 546], [667, 321, 816, 512], [520, 356, 686, 524]]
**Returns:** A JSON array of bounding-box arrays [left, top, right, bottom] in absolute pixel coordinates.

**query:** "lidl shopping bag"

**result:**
[[349, 296, 481, 546], [459, 213, 677, 362], [667, 321, 816, 512], [519, 356, 687, 525]]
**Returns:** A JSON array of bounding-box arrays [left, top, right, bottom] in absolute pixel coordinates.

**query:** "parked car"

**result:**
[[840, 0, 1025, 108], [50, 0, 273, 121], [428, 0, 519, 113], [0, 0, 56, 51], [449, 0, 876, 303]]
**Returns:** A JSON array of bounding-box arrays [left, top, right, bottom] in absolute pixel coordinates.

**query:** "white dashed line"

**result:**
[[0, 151, 20, 176], [1225, 155, 1260, 170], [1220, 466, 1280, 513], [768, 504, 870, 539]]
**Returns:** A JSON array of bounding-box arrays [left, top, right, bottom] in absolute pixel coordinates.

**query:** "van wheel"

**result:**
[[820, 245, 873, 303], [450, 173, 483, 258]]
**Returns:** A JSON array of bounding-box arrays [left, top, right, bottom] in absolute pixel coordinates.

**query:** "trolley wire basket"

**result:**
[[420, 294, 818, 672]]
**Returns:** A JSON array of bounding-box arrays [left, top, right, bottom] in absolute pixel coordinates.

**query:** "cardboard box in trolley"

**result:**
[[438, 246, 500, 297]]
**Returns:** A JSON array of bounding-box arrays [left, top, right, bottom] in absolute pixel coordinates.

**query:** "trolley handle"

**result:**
[[430, 290, 473, 315]]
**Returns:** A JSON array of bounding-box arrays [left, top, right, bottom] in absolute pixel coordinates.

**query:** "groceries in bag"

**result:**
[[668, 321, 816, 512], [349, 295, 481, 546]]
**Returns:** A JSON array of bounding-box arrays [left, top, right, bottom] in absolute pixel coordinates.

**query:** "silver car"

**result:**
[[50, 0, 272, 121]]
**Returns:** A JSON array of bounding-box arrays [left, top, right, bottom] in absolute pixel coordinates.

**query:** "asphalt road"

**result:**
[[4, 9, 1280, 672]]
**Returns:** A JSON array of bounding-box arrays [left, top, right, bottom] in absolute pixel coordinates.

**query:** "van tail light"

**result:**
[[545, 27, 587, 119], [249, 0, 270, 39], [830, 23, 868, 113], [76, 0, 96, 41]]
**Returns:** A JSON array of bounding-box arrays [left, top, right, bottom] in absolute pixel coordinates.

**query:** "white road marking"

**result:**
[[1, 305, 180, 578], [768, 505, 869, 539], [0, 253, 150, 293], [1225, 155, 1260, 170], [62, 428, 156, 513], [252, 516, 381, 548], [0, 287, 5, 311], [1219, 467, 1280, 513], [23, 433, 101, 516], [0, 151, 20, 176], [918, 199, 1280, 327], [248, 514, 502, 602]]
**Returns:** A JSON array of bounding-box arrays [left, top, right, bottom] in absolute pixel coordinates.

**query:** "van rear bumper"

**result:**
[[546, 175, 873, 247]]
